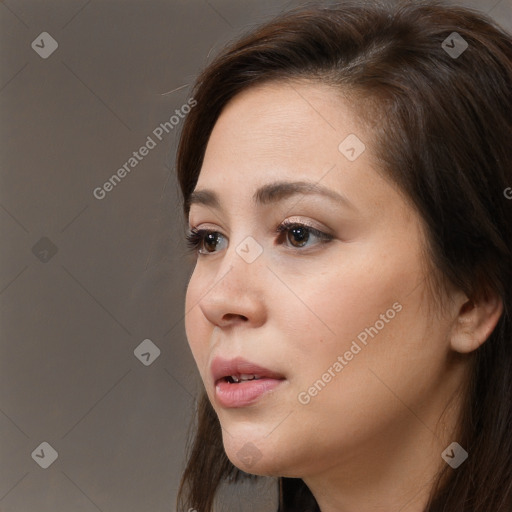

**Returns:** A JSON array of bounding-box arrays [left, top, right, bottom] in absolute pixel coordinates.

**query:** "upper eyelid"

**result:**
[[188, 216, 328, 232], [189, 221, 326, 234]]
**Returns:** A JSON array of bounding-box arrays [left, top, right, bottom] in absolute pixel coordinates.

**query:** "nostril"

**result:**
[[222, 313, 248, 322]]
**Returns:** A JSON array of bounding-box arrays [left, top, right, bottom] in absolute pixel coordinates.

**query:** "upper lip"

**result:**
[[211, 356, 286, 384]]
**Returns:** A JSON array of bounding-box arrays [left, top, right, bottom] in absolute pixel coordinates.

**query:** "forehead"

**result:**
[[197, 81, 366, 185], [211, 80, 357, 139]]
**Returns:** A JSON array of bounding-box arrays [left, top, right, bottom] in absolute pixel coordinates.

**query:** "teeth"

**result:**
[[229, 374, 261, 383], [241, 374, 260, 381]]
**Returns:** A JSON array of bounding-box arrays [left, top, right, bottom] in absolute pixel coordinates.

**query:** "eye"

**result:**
[[185, 228, 227, 255], [276, 220, 333, 249], [185, 220, 333, 256]]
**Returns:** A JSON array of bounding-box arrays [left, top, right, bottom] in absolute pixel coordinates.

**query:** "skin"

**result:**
[[184, 81, 503, 512]]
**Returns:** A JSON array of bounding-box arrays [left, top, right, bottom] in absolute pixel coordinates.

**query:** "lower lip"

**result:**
[[215, 378, 284, 408]]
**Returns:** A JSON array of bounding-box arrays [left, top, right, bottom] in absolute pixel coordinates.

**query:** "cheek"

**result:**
[[287, 252, 434, 402], [284, 257, 410, 355], [290, 280, 445, 440]]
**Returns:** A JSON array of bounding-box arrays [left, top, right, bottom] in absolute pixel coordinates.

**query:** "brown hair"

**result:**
[[174, 1, 512, 510]]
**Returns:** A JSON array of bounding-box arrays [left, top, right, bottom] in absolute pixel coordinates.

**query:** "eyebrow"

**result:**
[[187, 180, 356, 212]]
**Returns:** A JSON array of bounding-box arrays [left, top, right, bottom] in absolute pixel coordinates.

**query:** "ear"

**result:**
[[449, 287, 503, 354]]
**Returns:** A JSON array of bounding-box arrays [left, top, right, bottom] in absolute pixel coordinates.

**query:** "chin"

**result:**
[[222, 430, 313, 479], [226, 448, 287, 477], [220, 428, 288, 476]]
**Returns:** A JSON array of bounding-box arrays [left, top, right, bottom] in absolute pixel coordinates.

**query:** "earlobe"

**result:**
[[449, 288, 503, 354]]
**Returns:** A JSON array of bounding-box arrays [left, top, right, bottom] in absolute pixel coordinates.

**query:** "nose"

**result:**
[[197, 244, 268, 329]]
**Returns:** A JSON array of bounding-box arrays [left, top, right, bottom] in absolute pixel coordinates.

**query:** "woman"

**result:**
[[175, 1, 512, 510]]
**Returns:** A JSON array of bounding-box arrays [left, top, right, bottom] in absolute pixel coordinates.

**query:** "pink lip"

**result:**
[[211, 356, 286, 408]]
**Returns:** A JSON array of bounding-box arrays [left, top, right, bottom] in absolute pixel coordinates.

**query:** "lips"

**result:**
[[211, 356, 285, 384], [211, 356, 286, 408]]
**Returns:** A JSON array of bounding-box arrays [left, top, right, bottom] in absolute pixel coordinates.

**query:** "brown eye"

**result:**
[[287, 226, 310, 247], [185, 229, 227, 255], [276, 221, 333, 250], [203, 232, 221, 253]]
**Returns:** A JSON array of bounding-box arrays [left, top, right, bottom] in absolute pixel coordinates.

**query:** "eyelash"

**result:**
[[185, 220, 333, 255]]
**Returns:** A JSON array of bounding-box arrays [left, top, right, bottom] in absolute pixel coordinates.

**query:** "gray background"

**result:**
[[1, 0, 510, 511]]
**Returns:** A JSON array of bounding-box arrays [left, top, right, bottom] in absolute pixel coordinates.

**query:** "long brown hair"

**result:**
[[174, 1, 512, 510]]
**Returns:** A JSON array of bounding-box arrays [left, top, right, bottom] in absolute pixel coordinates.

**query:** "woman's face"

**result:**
[[184, 81, 463, 481]]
